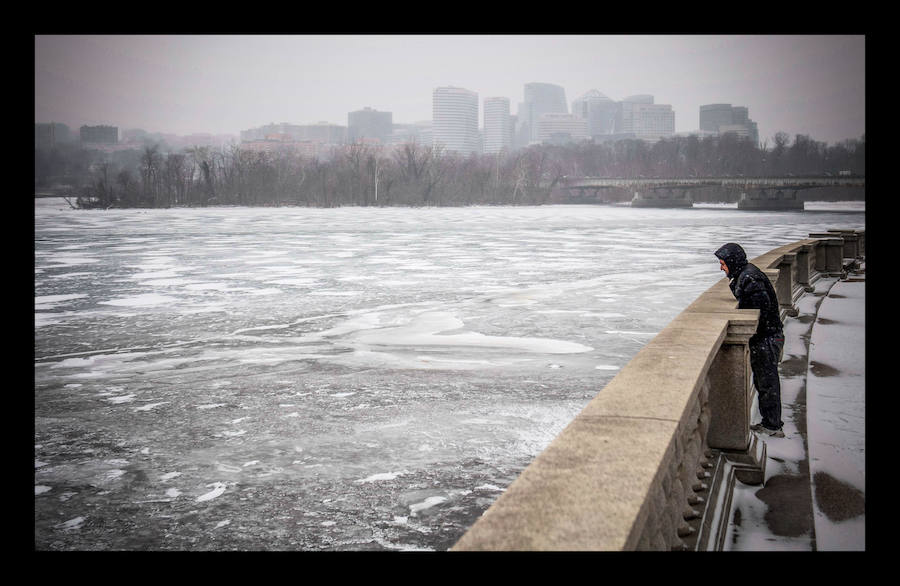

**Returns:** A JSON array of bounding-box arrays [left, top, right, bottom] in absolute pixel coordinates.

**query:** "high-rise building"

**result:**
[[699, 104, 735, 133], [518, 82, 568, 145], [483, 97, 512, 154], [80, 124, 118, 145], [571, 90, 618, 138], [433, 86, 479, 155], [535, 113, 588, 144], [616, 96, 675, 141], [699, 104, 759, 144], [35, 122, 71, 150], [731, 106, 749, 125], [348, 107, 393, 144]]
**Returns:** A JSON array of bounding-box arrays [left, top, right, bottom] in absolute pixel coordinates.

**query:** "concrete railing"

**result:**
[[452, 228, 864, 551]]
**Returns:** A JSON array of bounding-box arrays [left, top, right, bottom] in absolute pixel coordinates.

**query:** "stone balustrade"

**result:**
[[452, 229, 864, 551]]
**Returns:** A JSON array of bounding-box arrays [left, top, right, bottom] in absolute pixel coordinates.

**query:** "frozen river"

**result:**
[[34, 199, 864, 550]]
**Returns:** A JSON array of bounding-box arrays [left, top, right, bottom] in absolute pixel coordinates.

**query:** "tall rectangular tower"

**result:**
[[348, 107, 393, 144], [483, 97, 512, 154], [433, 86, 479, 155], [520, 82, 568, 144]]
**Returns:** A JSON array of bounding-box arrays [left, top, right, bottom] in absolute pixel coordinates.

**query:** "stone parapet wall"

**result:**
[[452, 229, 864, 551]]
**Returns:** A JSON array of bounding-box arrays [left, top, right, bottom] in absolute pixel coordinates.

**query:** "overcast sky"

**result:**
[[34, 34, 865, 146]]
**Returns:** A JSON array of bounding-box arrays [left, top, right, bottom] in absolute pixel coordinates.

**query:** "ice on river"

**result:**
[[34, 199, 864, 551]]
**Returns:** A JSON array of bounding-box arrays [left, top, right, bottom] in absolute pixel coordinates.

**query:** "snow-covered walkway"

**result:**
[[806, 271, 865, 550], [725, 263, 865, 551]]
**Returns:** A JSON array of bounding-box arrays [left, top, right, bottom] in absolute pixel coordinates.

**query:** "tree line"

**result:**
[[34, 132, 865, 209]]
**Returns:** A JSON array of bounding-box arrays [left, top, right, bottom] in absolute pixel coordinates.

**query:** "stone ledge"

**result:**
[[454, 306, 735, 551], [451, 415, 681, 551]]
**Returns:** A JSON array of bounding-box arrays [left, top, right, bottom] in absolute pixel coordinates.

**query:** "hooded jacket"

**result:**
[[715, 243, 783, 340]]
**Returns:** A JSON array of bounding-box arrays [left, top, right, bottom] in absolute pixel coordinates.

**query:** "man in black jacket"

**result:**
[[715, 243, 786, 438]]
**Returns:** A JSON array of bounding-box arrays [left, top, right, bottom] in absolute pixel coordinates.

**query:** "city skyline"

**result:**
[[35, 35, 865, 146]]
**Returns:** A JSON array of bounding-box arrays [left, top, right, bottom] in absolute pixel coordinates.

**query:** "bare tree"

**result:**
[[139, 144, 163, 207], [116, 168, 137, 206]]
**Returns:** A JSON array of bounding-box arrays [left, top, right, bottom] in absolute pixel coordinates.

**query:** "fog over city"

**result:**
[[34, 34, 865, 146]]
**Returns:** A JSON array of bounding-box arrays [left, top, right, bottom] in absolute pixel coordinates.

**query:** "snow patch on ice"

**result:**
[[196, 482, 227, 502], [356, 470, 409, 483], [55, 517, 86, 531], [134, 401, 168, 412], [409, 495, 447, 516], [100, 293, 178, 307], [35, 294, 87, 310]]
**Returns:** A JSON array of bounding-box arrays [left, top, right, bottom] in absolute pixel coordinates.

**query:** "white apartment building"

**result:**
[[433, 86, 479, 155], [483, 97, 512, 154], [618, 97, 675, 141]]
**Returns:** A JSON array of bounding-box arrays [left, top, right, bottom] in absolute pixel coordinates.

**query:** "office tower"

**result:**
[[80, 125, 118, 145], [535, 113, 588, 144], [699, 104, 735, 132], [699, 104, 759, 144], [483, 97, 512, 154], [616, 95, 675, 141], [348, 107, 393, 144], [35, 122, 71, 150], [731, 106, 749, 125], [433, 86, 479, 155], [518, 82, 568, 144], [571, 90, 618, 138]]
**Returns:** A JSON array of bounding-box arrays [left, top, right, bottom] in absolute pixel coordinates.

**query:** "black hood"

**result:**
[[715, 243, 748, 277]]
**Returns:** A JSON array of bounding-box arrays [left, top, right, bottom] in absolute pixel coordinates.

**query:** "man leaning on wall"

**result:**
[[715, 243, 786, 438]]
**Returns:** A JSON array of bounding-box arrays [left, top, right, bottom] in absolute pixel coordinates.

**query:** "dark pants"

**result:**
[[749, 334, 785, 430]]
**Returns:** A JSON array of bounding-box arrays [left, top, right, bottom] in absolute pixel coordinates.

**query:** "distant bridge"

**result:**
[[557, 176, 865, 207], [560, 175, 864, 191]]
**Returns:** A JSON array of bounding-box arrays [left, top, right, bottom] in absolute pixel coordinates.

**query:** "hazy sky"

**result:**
[[34, 34, 865, 146]]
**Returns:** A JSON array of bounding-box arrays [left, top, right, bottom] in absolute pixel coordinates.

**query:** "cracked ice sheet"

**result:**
[[34, 200, 865, 551]]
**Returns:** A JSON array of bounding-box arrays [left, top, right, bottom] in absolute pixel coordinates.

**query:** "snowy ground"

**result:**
[[34, 199, 864, 550], [807, 273, 865, 549]]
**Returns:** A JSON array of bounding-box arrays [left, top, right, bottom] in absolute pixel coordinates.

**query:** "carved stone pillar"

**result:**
[[828, 229, 859, 259], [705, 315, 767, 486], [706, 316, 755, 451], [775, 253, 798, 316], [824, 238, 845, 273], [795, 244, 814, 292], [811, 237, 827, 273], [809, 235, 845, 274]]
